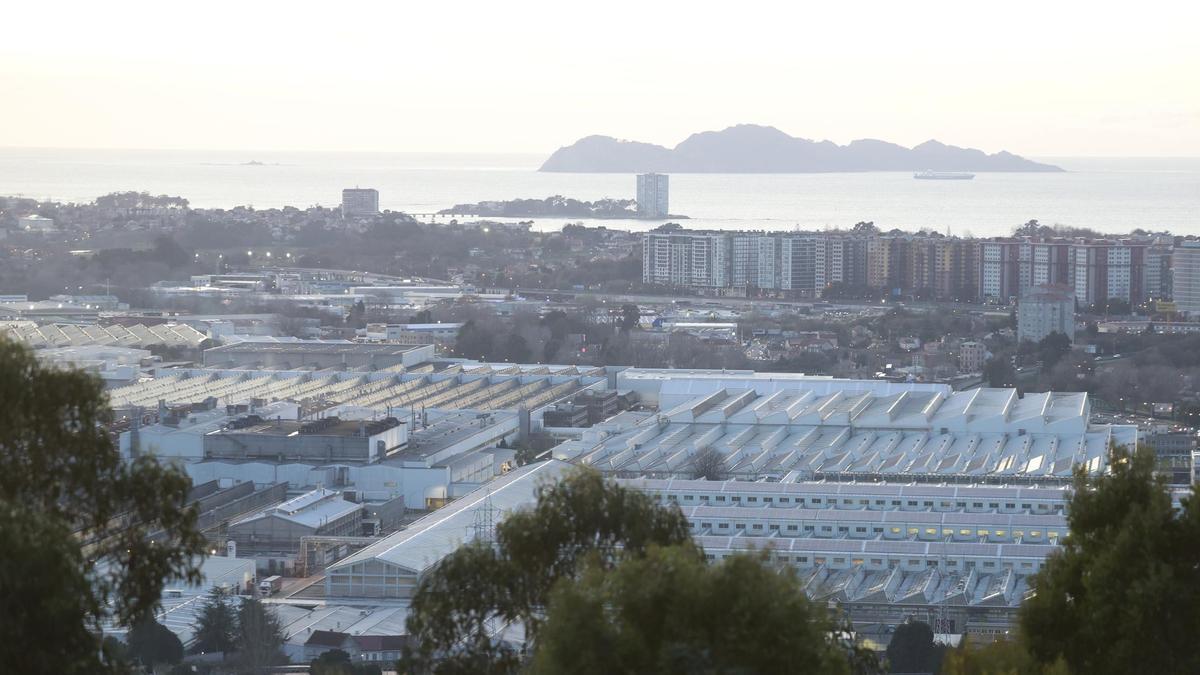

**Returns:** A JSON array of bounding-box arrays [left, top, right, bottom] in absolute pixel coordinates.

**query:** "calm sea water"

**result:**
[[1, 148, 1198, 237]]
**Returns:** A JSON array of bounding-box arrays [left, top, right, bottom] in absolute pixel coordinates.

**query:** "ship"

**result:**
[[914, 170, 975, 180]]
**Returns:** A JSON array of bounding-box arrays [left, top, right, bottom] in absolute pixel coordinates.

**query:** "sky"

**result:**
[[2, 1, 1198, 157]]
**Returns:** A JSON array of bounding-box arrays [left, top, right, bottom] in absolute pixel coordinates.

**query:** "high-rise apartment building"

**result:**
[[636, 173, 670, 219], [1067, 241, 1145, 308], [341, 188, 380, 217], [642, 230, 727, 288], [1171, 242, 1200, 315]]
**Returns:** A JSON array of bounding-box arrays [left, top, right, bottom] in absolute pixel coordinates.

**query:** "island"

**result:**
[[439, 195, 687, 219], [540, 124, 1063, 173]]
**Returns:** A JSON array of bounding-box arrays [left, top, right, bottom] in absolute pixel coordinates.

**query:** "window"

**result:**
[[947, 560, 958, 567], [978, 529, 989, 537], [907, 527, 919, 536], [871, 559, 883, 566], [1021, 562, 1033, 569], [763, 497, 773, 503], [923, 501, 933, 507], [787, 524, 799, 531], [752, 524, 764, 530], [859, 499, 869, 506], [907, 500, 918, 506], [983, 561, 995, 568], [1005, 503, 1015, 509], [890, 527, 902, 535], [814, 557, 825, 564], [989, 502, 999, 509], [812, 498, 822, 504], [927, 560, 937, 567], [1014, 530, 1024, 538], [718, 523, 729, 529], [798, 556, 808, 563], [667, 495, 678, 501], [855, 526, 867, 533], [716, 495, 726, 502], [779, 497, 790, 503], [908, 559, 921, 566], [1021, 503, 1031, 510], [959, 529, 971, 536], [701, 522, 712, 529], [700, 495, 709, 501], [735, 523, 745, 530], [925, 528, 937, 535], [941, 501, 952, 508], [996, 530, 1007, 538], [731, 496, 741, 502], [873, 527, 883, 534], [778, 555, 789, 563], [747, 497, 758, 503], [833, 557, 845, 564], [684, 495, 693, 501], [842, 499, 852, 505], [875, 499, 885, 506], [891, 500, 901, 506], [769, 524, 779, 531], [956, 501, 966, 508], [972, 502, 983, 508]]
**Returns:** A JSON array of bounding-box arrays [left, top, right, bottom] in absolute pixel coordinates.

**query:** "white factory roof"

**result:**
[[232, 488, 360, 529], [328, 459, 573, 576], [1, 321, 207, 349], [560, 385, 1133, 483]]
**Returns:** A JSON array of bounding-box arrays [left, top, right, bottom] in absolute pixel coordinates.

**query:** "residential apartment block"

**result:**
[[643, 228, 1168, 308]]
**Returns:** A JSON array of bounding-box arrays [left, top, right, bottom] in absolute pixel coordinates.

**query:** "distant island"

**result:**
[[540, 124, 1063, 173], [439, 195, 687, 219]]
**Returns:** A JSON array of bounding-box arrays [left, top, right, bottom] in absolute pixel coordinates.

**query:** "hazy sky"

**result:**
[[3, 1, 1198, 156]]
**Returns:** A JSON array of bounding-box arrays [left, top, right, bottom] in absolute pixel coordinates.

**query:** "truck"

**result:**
[[258, 575, 283, 596]]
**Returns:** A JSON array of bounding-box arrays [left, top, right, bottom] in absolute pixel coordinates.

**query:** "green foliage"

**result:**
[[619, 303, 641, 331], [192, 588, 238, 655], [530, 546, 855, 674], [236, 597, 287, 672], [402, 468, 694, 673], [886, 620, 944, 673], [983, 352, 1017, 388], [128, 616, 184, 667], [1019, 444, 1200, 674], [312, 648, 383, 675], [0, 337, 206, 673], [939, 636, 1067, 675], [1036, 332, 1071, 370]]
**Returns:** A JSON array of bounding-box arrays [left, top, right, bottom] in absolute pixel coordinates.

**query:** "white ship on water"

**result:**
[[914, 170, 975, 180]]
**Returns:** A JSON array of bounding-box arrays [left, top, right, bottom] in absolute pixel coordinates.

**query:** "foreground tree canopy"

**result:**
[[531, 545, 855, 674], [1019, 444, 1200, 674], [402, 467, 877, 674], [0, 338, 207, 673]]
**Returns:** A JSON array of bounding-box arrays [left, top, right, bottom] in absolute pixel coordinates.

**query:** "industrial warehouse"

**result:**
[[65, 340, 1144, 649]]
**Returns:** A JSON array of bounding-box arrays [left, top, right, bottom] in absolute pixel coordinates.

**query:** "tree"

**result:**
[[1019, 444, 1200, 674], [885, 619, 943, 674], [0, 338, 206, 674], [192, 588, 238, 656], [312, 648, 384, 675], [940, 635, 1067, 675], [1036, 331, 1071, 370], [619, 303, 641, 331], [237, 597, 286, 673], [983, 353, 1016, 388], [402, 468, 694, 673], [690, 447, 728, 481], [530, 546, 857, 675], [127, 616, 184, 668]]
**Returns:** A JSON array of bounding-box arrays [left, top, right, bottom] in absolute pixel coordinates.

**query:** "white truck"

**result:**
[[258, 575, 283, 596]]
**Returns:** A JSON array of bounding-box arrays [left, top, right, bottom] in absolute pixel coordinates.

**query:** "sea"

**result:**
[[1, 148, 1198, 238]]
